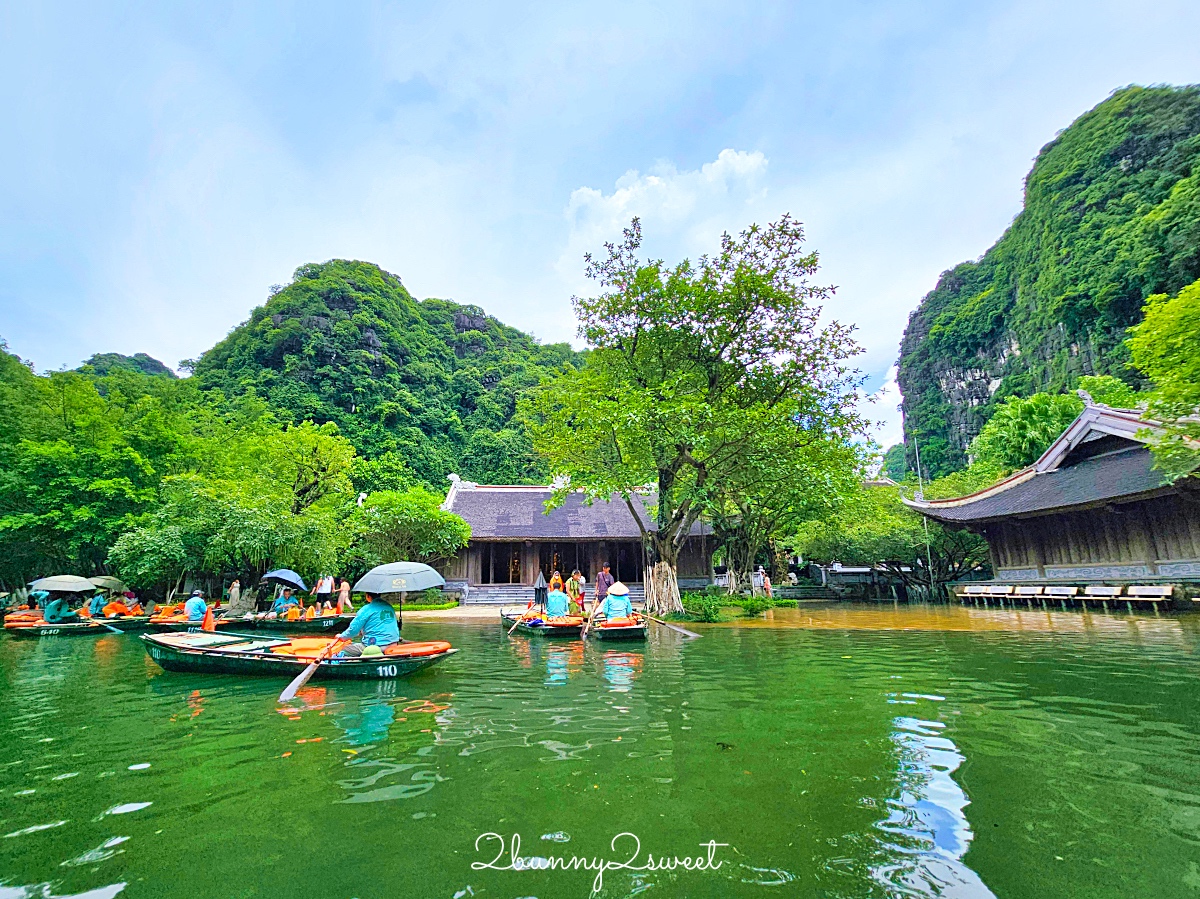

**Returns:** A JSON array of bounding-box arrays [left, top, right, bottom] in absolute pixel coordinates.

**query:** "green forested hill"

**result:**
[[898, 85, 1200, 475], [193, 259, 581, 485]]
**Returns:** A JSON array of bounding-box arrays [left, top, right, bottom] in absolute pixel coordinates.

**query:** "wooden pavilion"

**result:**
[[905, 404, 1200, 603]]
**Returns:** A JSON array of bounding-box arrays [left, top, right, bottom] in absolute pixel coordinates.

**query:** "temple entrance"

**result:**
[[538, 542, 585, 582], [479, 542, 522, 584]]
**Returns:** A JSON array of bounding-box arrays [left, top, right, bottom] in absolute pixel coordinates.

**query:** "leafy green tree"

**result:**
[[1128, 277, 1200, 478], [350, 487, 471, 569], [522, 217, 864, 613], [967, 392, 1083, 472], [793, 472, 994, 596], [713, 426, 867, 595], [882, 444, 907, 481]]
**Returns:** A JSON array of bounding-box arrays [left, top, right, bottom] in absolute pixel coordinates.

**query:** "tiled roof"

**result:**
[[443, 484, 712, 540], [912, 447, 1173, 523]]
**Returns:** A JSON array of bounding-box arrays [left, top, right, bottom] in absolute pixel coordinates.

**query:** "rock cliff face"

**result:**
[[194, 259, 581, 484], [897, 85, 1200, 476]]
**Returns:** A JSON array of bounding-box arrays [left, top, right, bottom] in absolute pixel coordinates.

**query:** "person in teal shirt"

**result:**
[[338, 593, 400, 657], [184, 591, 208, 623], [598, 583, 634, 620], [86, 593, 107, 617], [42, 594, 80, 624], [544, 588, 570, 618], [272, 588, 298, 616]]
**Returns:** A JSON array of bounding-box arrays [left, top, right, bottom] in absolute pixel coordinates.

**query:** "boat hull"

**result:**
[[500, 612, 583, 638], [5, 621, 110, 638], [145, 617, 240, 634], [245, 615, 351, 634], [590, 623, 648, 641], [141, 632, 457, 681]]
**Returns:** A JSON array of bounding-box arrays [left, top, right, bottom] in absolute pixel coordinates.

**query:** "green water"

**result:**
[[3, 605, 1200, 898]]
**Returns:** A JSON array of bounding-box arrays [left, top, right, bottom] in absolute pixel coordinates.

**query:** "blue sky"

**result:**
[[2, 1, 1199, 446]]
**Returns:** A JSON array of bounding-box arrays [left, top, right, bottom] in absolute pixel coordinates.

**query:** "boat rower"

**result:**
[[43, 593, 80, 624], [337, 592, 400, 658], [184, 590, 208, 623], [272, 588, 299, 617], [596, 581, 634, 622], [544, 586, 570, 619]]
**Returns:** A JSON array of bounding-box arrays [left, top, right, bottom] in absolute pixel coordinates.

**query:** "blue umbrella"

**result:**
[[352, 562, 444, 595], [261, 569, 308, 591]]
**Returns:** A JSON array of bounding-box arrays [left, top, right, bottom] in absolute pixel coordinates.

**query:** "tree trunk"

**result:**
[[644, 535, 683, 615], [724, 535, 755, 597]]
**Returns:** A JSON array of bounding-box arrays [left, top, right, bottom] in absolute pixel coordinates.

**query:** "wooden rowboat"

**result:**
[[141, 632, 457, 681], [241, 614, 352, 634], [588, 616, 648, 641], [145, 615, 240, 634], [3, 616, 152, 638], [500, 609, 584, 638]]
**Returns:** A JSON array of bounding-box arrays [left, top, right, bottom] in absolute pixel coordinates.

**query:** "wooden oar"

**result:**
[[644, 614, 701, 639], [580, 598, 602, 639], [93, 618, 124, 635], [506, 601, 537, 636], [279, 638, 344, 702]]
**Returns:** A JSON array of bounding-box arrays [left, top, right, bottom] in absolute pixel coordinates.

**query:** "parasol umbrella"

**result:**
[[89, 575, 127, 593], [261, 569, 308, 592], [533, 570, 547, 606], [352, 562, 445, 596], [29, 575, 96, 594]]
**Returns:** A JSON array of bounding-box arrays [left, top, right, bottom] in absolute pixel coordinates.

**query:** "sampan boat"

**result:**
[[3, 615, 152, 638], [243, 613, 352, 635], [141, 631, 457, 681], [500, 609, 584, 638], [587, 615, 648, 641], [145, 615, 241, 634]]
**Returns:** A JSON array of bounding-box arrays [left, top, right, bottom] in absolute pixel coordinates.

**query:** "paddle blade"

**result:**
[[279, 661, 318, 702], [201, 608, 215, 632]]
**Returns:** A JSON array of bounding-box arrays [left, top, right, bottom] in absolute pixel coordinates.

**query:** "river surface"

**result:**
[[2, 604, 1200, 898]]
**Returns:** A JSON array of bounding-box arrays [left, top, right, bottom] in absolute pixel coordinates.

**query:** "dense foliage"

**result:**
[[1128, 277, 1200, 478], [523, 217, 868, 612], [898, 85, 1200, 475], [0, 340, 470, 597], [793, 467, 999, 594], [194, 260, 581, 486]]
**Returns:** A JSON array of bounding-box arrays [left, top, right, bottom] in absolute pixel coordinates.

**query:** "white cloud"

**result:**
[[549, 149, 771, 336]]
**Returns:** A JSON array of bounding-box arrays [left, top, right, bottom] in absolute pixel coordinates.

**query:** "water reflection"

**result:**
[[873, 715, 996, 898], [600, 650, 642, 693]]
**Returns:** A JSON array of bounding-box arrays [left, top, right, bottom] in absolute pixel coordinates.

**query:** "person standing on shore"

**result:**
[[336, 578, 353, 614], [314, 573, 334, 606], [595, 563, 614, 612]]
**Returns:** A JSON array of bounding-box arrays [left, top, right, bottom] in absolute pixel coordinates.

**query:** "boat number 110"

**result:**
[[376, 664, 398, 677]]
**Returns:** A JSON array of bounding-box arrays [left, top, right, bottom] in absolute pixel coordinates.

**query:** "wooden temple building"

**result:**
[[906, 404, 1200, 601], [437, 476, 714, 602]]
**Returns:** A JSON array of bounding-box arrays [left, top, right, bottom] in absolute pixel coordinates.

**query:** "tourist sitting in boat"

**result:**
[[43, 593, 80, 624], [336, 592, 400, 658], [596, 581, 634, 621], [272, 588, 299, 616], [84, 593, 108, 618], [184, 590, 208, 623], [102, 597, 133, 617], [544, 585, 570, 618]]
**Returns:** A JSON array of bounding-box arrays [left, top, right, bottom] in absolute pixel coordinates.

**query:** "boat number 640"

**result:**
[[376, 664, 398, 677]]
